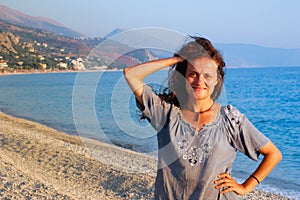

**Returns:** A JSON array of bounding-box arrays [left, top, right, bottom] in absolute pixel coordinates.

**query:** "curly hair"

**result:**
[[161, 36, 226, 108]]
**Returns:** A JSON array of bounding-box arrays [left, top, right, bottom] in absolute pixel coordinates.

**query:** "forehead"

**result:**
[[187, 57, 218, 73]]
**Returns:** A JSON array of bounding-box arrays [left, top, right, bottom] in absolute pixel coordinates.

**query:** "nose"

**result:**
[[195, 74, 205, 84]]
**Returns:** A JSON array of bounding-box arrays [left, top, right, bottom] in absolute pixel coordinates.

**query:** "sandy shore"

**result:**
[[0, 111, 291, 199]]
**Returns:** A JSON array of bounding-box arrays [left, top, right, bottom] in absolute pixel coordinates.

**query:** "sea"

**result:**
[[0, 66, 299, 199]]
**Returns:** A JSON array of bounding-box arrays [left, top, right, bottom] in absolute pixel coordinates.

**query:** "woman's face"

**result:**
[[185, 57, 219, 101]]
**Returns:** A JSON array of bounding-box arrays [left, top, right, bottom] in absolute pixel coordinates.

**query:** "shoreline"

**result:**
[[1, 66, 299, 77], [0, 111, 291, 199], [0, 68, 123, 77]]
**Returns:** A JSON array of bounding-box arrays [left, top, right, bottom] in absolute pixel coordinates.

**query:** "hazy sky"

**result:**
[[0, 0, 299, 48]]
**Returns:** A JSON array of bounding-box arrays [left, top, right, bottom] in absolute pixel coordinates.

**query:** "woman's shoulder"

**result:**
[[222, 104, 240, 113], [221, 104, 245, 125]]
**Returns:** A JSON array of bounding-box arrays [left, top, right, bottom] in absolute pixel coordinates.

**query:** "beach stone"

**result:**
[[0, 111, 291, 200]]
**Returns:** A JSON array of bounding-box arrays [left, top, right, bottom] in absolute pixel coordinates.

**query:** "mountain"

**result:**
[[149, 43, 300, 68], [144, 42, 300, 68], [1, 3, 299, 71], [0, 19, 98, 70], [0, 20, 157, 71], [215, 43, 300, 68], [104, 28, 127, 39], [1, 4, 299, 68], [103, 28, 300, 68], [0, 4, 85, 38]]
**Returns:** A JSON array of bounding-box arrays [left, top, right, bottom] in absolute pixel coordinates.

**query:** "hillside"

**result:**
[[1, 1, 298, 71], [0, 19, 157, 71], [0, 19, 95, 71], [215, 43, 300, 67], [0, 4, 84, 38]]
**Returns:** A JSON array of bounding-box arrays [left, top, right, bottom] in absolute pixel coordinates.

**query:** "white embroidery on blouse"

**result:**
[[225, 105, 242, 127], [177, 134, 212, 166]]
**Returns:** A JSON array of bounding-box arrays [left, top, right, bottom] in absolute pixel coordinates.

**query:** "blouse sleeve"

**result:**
[[224, 105, 270, 161], [136, 85, 172, 132]]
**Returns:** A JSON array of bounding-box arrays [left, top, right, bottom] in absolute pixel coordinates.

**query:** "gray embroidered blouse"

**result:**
[[137, 85, 270, 200]]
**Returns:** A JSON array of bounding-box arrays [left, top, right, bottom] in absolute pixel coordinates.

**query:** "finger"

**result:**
[[217, 173, 232, 179], [215, 179, 234, 188], [215, 174, 232, 183], [214, 177, 226, 184], [221, 186, 234, 194]]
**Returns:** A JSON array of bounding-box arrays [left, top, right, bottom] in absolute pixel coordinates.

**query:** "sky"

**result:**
[[0, 0, 299, 49]]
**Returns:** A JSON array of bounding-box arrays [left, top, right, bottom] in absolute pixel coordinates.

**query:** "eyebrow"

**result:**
[[187, 69, 213, 74]]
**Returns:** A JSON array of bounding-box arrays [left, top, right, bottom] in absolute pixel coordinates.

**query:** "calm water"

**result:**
[[0, 67, 299, 199]]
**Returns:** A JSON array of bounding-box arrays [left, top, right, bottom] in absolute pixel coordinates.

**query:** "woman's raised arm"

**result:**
[[123, 56, 184, 105]]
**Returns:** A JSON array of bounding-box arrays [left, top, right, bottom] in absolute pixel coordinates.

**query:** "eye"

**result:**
[[203, 73, 213, 80], [188, 72, 198, 78]]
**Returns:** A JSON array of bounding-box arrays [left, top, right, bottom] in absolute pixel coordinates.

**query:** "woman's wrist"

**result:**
[[172, 56, 185, 63], [242, 175, 260, 194], [249, 174, 260, 184]]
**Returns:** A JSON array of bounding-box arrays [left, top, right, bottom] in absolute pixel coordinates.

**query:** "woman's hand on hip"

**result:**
[[214, 173, 248, 196]]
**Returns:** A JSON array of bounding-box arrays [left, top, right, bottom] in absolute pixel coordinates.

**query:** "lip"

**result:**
[[192, 87, 207, 91]]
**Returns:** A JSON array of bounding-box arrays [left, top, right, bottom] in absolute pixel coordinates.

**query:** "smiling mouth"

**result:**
[[192, 87, 207, 91]]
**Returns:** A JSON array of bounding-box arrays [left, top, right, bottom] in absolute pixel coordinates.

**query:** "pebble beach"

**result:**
[[0, 111, 291, 199]]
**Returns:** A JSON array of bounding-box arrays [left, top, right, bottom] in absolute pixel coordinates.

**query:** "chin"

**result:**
[[193, 90, 209, 97]]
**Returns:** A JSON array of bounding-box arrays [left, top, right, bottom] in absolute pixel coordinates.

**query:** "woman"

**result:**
[[123, 36, 282, 199]]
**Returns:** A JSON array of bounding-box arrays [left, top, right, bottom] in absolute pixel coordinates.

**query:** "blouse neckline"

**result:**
[[177, 105, 223, 133]]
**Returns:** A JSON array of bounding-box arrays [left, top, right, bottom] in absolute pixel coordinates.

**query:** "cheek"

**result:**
[[209, 76, 219, 86], [185, 78, 195, 93], [186, 77, 195, 85], [206, 79, 218, 92]]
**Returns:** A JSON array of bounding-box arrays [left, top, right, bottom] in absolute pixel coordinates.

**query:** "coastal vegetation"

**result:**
[[0, 19, 155, 72], [0, 19, 98, 71]]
